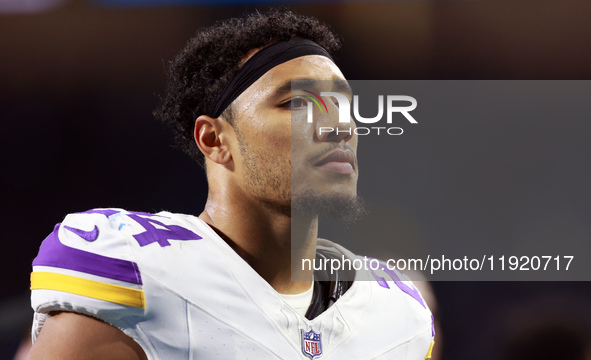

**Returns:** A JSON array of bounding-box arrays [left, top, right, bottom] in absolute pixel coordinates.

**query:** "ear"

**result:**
[[194, 115, 232, 165]]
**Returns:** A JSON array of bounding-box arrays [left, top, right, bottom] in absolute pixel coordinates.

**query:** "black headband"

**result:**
[[209, 37, 333, 118]]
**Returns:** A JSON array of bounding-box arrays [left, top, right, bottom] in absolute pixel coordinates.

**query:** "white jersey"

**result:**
[[31, 208, 434, 359]]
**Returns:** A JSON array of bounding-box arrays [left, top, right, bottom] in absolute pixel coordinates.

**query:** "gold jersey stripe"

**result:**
[[425, 340, 435, 359], [31, 272, 145, 309]]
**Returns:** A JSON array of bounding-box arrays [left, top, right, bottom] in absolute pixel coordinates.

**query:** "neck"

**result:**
[[199, 190, 317, 295]]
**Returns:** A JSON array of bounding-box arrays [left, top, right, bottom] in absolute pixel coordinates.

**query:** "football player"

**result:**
[[27, 9, 434, 359]]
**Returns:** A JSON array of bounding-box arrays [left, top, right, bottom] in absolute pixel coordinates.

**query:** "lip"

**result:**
[[314, 149, 356, 175]]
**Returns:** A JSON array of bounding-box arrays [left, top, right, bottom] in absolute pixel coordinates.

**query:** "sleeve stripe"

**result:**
[[32, 224, 143, 285], [425, 341, 435, 359], [31, 272, 146, 309]]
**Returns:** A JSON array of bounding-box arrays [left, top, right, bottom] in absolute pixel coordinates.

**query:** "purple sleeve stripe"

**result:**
[[382, 266, 427, 309], [32, 224, 143, 285], [431, 314, 436, 337]]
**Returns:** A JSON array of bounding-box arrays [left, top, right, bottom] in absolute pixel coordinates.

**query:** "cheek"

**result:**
[[262, 123, 291, 156], [290, 131, 314, 190], [243, 112, 292, 160], [290, 110, 315, 146], [290, 124, 314, 169], [350, 133, 359, 151]]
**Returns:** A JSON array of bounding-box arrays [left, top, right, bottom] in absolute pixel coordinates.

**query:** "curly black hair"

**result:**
[[154, 9, 341, 167]]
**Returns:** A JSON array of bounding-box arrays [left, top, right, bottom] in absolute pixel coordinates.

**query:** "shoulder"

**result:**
[[33, 208, 205, 261], [32, 208, 145, 289], [31, 208, 203, 275], [31, 207, 207, 284], [30, 208, 205, 340], [317, 238, 432, 313], [317, 239, 435, 354]]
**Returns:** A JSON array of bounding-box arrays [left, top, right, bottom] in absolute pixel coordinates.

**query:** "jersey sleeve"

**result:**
[[30, 208, 146, 342]]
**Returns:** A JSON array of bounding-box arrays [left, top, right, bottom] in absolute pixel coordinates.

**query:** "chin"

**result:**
[[291, 191, 366, 223]]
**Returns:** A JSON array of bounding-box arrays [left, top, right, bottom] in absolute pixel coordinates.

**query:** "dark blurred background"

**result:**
[[1, 0, 591, 359]]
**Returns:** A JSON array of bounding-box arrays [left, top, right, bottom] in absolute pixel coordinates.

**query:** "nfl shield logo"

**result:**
[[301, 329, 323, 359]]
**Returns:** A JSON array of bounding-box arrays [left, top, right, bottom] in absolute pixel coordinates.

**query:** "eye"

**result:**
[[282, 97, 308, 109]]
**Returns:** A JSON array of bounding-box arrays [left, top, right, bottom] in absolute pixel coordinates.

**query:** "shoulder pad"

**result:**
[[31, 208, 146, 312], [32, 208, 142, 285]]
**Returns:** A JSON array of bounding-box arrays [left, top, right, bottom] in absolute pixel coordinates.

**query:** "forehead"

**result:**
[[238, 55, 346, 102], [265, 55, 345, 84]]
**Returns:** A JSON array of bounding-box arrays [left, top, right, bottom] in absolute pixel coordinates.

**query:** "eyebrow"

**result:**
[[273, 78, 353, 98]]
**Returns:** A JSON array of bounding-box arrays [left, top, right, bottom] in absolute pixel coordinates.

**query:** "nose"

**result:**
[[314, 101, 355, 143]]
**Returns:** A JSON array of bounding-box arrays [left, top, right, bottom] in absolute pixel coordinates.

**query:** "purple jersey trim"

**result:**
[[33, 224, 143, 285], [386, 267, 426, 309], [369, 259, 427, 309], [81, 209, 120, 217], [431, 314, 436, 337]]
